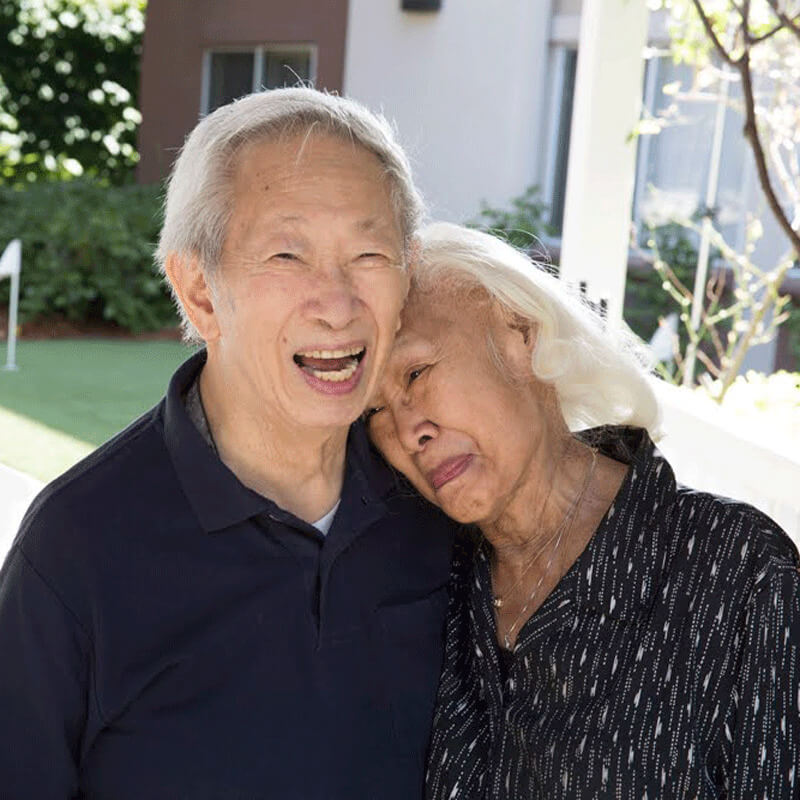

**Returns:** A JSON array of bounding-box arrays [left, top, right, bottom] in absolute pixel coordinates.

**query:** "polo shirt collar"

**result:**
[[162, 350, 397, 535]]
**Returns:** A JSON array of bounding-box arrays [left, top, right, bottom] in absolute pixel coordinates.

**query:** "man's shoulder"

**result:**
[[16, 401, 177, 556], [380, 475, 461, 546]]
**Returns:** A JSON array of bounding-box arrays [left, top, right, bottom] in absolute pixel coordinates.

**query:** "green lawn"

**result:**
[[0, 339, 194, 481]]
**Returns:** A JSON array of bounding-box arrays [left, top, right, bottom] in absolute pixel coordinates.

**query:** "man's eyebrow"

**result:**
[[275, 214, 305, 226], [355, 216, 397, 235]]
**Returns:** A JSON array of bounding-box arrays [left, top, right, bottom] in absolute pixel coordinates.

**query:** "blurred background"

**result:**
[[1, 0, 798, 550]]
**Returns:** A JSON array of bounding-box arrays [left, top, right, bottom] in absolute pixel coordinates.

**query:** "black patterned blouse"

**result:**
[[425, 427, 800, 800]]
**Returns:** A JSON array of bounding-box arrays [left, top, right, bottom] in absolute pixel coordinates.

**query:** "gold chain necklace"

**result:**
[[493, 447, 597, 651]]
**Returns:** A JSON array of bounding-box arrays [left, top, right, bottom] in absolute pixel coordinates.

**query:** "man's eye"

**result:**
[[357, 252, 387, 263], [362, 406, 384, 424]]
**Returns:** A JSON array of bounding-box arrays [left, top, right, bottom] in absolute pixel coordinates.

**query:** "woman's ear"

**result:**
[[508, 312, 535, 351], [491, 306, 537, 383]]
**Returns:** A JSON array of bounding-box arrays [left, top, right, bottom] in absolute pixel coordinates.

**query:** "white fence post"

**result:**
[[0, 238, 21, 371]]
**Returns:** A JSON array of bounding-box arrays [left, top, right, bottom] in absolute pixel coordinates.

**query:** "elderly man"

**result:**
[[0, 89, 454, 799]]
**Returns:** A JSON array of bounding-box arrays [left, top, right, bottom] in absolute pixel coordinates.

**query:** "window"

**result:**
[[543, 47, 578, 235], [632, 53, 748, 249], [202, 46, 316, 114], [541, 45, 748, 249]]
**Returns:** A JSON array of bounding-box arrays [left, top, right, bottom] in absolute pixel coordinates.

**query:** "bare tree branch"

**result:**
[[766, 0, 800, 40], [738, 47, 800, 256], [690, 0, 740, 64], [750, 21, 785, 43], [696, 348, 722, 376]]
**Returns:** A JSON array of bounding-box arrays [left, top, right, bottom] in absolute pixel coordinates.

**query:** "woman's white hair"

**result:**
[[414, 222, 662, 438], [155, 87, 424, 341]]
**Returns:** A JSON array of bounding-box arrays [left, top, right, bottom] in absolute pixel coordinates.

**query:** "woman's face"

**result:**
[[367, 288, 561, 525]]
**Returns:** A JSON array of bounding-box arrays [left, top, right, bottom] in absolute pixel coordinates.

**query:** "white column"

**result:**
[[558, 0, 649, 324]]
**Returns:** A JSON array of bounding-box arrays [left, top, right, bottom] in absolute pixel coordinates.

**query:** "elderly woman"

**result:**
[[366, 222, 800, 799]]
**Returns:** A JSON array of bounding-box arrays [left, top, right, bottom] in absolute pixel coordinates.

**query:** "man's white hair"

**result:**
[[155, 87, 424, 342], [414, 222, 662, 437]]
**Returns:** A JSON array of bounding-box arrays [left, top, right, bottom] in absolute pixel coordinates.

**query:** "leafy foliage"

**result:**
[[785, 295, 800, 369], [0, 179, 177, 332], [0, 0, 145, 185], [468, 185, 554, 254], [624, 223, 703, 343]]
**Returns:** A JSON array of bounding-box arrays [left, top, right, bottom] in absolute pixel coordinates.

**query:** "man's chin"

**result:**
[[291, 400, 367, 433]]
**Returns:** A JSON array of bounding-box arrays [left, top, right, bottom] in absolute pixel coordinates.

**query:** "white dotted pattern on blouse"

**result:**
[[425, 427, 800, 800]]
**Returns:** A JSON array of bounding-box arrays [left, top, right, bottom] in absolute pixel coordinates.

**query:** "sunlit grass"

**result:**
[[0, 339, 193, 481]]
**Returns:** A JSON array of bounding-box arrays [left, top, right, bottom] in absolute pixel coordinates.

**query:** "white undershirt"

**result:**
[[311, 500, 340, 535]]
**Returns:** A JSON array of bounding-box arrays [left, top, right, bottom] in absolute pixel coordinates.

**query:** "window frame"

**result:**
[[541, 45, 578, 236], [200, 43, 318, 115]]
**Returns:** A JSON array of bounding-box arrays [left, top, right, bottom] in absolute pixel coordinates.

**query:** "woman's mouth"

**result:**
[[293, 346, 367, 394], [428, 454, 474, 491]]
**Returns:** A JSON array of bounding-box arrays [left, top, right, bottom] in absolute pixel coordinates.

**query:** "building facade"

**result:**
[[137, 0, 349, 183], [137, 0, 798, 371]]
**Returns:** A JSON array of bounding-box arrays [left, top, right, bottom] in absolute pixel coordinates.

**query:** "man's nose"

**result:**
[[308, 264, 361, 331]]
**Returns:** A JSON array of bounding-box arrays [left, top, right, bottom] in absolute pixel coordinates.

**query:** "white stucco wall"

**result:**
[[343, 0, 554, 222]]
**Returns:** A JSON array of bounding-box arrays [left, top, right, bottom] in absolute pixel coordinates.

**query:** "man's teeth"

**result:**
[[296, 346, 363, 359], [308, 361, 359, 382]]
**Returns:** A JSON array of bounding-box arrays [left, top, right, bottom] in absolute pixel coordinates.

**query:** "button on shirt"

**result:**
[[426, 427, 800, 800], [0, 351, 456, 800]]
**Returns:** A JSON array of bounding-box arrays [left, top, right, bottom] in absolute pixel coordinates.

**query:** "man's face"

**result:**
[[206, 132, 408, 434]]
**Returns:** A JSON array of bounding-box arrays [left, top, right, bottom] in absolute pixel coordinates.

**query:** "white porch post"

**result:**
[[558, 0, 649, 325]]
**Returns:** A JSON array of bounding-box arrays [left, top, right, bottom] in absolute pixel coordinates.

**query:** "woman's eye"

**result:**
[[362, 406, 384, 424], [407, 366, 428, 386], [273, 252, 299, 261]]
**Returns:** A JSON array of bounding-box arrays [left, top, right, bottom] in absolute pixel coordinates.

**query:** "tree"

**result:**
[[642, 0, 800, 399], [0, 0, 145, 185]]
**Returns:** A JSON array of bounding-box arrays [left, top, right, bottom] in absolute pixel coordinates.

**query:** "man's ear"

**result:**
[[164, 253, 220, 343]]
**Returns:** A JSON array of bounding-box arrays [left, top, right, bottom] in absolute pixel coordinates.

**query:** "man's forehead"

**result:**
[[270, 213, 394, 232]]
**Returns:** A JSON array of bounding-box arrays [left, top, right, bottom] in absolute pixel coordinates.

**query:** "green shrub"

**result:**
[[0, 179, 177, 333], [623, 223, 703, 343], [0, 0, 145, 185], [784, 299, 800, 371], [468, 185, 554, 253]]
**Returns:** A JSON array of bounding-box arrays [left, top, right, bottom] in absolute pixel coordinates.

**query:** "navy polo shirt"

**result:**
[[0, 351, 455, 799]]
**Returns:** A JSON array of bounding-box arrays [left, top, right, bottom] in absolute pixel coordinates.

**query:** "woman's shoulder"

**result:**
[[667, 486, 799, 606]]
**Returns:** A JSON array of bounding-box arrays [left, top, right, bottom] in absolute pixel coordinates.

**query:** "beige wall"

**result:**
[[136, 0, 349, 183]]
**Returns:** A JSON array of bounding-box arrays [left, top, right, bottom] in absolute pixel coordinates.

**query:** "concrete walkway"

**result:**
[[0, 463, 43, 562]]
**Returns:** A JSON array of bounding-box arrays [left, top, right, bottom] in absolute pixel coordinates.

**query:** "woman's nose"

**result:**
[[395, 407, 438, 453]]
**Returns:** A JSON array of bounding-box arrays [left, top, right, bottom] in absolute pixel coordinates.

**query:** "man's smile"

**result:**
[[293, 344, 367, 383]]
